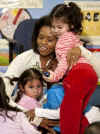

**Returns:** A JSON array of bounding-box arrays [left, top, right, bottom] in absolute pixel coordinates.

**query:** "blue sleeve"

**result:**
[[43, 84, 64, 109], [83, 104, 92, 114]]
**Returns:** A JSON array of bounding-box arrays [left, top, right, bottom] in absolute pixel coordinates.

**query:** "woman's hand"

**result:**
[[25, 109, 35, 121], [67, 47, 81, 67]]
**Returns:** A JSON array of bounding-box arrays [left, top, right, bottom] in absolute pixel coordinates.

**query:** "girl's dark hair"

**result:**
[[50, 2, 83, 34], [84, 122, 100, 134], [0, 77, 21, 120], [10, 68, 44, 102], [32, 15, 52, 53]]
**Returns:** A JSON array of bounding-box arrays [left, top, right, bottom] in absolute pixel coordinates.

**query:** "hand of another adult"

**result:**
[[40, 118, 59, 134], [67, 47, 81, 67], [40, 118, 59, 127]]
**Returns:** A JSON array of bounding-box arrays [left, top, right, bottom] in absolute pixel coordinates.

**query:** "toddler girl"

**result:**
[[44, 2, 88, 82], [11, 68, 44, 111]]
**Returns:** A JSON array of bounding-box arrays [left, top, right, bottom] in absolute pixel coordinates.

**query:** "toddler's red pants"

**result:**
[[60, 63, 97, 134]]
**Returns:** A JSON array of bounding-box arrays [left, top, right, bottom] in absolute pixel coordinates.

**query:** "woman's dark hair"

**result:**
[[10, 68, 44, 102], [0, 77, 21, 120], [32, 15, 52, 53], [50, 2, 83, 34], [84, 122, 100, 134]]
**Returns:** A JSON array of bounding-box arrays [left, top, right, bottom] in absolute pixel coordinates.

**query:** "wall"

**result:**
[[0, 0, 64, 18]]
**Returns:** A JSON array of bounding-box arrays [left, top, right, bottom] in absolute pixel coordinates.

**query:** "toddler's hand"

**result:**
[[25, 109, 35, 121]]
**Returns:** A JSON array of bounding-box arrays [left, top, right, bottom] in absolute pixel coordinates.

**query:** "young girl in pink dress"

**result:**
[[11, 68, 44, 111], [0, 77, 41, 134], [44, 2, 98, 134]]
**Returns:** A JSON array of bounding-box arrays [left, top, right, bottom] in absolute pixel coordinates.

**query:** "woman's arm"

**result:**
[[25, 108, 60, 120], [2, 51, 30, 101], [2, 50, 38, 110], [4, 50, 34, 79], [67, 46, 100, 80], [79, 45, 92, 58]]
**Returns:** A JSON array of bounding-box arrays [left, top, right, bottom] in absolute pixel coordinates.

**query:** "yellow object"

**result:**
[[98, 81, 100, 85], [11, 9, 19, 16], [82, 10, 100, 36]]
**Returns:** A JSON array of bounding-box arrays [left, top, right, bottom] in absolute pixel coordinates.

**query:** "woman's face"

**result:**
[[37, 26, 57, 56]]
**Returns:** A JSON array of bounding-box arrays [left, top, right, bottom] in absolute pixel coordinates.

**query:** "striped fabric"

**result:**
[[52, 32, 89, 82]]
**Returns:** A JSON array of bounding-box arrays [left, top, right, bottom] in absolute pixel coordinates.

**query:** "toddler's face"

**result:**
[[51, 18, 69, 38], [24, 79, 43, 99]]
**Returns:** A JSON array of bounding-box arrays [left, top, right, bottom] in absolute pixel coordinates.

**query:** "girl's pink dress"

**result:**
[[18, 94, 41, 110]]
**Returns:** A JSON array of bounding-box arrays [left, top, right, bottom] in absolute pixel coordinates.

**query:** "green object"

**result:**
[[0, 56, 9, 66]]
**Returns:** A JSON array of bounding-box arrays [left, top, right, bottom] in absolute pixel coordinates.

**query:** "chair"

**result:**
[[88, 85, 100, 106], [13, 18, 38, 54]]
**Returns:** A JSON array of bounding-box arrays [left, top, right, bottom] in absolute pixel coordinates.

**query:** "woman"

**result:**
[[3, 15, 56, 109]]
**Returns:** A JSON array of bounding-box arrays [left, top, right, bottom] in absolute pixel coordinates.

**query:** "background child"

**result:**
[[43, 2, 98, 134], [11, 68, 44, 111], [0, 77, 41, 134]]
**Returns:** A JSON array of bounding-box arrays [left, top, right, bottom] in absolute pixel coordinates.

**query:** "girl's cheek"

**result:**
[[38, 89, 43, 94]]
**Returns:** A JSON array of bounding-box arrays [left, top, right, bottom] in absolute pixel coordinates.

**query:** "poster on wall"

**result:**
[[0, 0, 43, 72], [64, 1, 100, 51], [0, 8, 32, 69], [0, 0, 43, 8]]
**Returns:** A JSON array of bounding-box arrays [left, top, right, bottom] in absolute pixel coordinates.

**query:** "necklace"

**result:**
[[45, 58, 52, 67], [40, 55, 55, 71]]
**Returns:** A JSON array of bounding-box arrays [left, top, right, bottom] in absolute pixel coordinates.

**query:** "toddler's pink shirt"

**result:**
[[51, 32, 89, 82]]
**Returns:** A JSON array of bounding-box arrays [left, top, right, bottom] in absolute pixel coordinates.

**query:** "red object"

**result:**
[[2, 15, 9, 20], [60, 63, 97, 134], [13, 9, 23, 25], [87, 48, 100, 52], [80, 115, 89, 134]]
